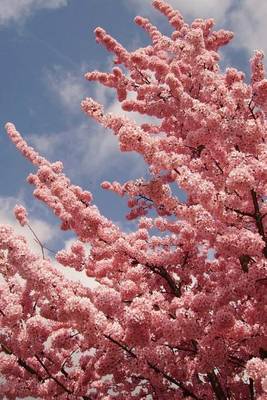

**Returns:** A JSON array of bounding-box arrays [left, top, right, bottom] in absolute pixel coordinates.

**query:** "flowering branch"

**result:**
[[207, 370, 227, 400], [145, 263, 181, 297], [105, 334, 201, 400], [1, 342, 44, 382]]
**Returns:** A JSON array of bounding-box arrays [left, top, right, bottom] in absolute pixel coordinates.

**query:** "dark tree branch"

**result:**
[[60, 348, 80, 378], [34, 351, 93, 400], [104, 334, 137, 359], [251, 190, 267, 257], [248, 99, 257, 121], [213, 159, 224, 174], [131, 258, 181, 298], [98, 238, 181, 298], [225, 207, 254, 218], [152, 338, 197, 355], [1, 343, 94, 400], [249, 378, 254, 400], [181, 252, 189, 268], [1, 343, 44, 382], [193, 145, 205, 159], [207, 370, 227, 400], [226, 190, 267, 259], [35, 354, 73, 395], [146, 263, 181, 297], [137, 194, 154, 203], [259, 347, 267, 359], [104, 335, 202, 400], [147, 361, 202, 400], [228, 355, 246, 368], [251, 190, 266, 237], [135, 67, 151, 85], [239, 255, 254, 273]]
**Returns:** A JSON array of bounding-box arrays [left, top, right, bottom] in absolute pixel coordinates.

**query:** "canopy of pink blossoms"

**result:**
[[0, 1, 267, 399]]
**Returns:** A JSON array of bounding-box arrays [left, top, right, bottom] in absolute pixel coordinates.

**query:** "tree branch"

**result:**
[[251, 190, 267, 257], [225, 207, 254, 218], [152, 338, 197, 355], [207, 370, 227, 400], [104, 334, 137, 359], [248, 99, 257, 121], [35, 354, 73, 395], [27, 224, 45, 259], [104, 335, 202, 400], [1, 343, 44, 382], [146, 263, 181, 297], [147, 361, 201, 400], [212, 159, 224, 174], [226, 190, 267, 259], [249, 378, 254, 400], [131, 258, 181, 298], [239, 255, 254, 273]]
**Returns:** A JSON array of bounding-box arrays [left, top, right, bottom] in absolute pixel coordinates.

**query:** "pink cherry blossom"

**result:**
[[1, 1, 267, 399], [14, 204, 28, 226]]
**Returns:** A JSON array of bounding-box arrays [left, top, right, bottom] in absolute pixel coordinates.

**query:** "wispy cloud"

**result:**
[[28, 66, 148, 181], [229, 0, 267, 58], [44, 66, 88, 113], [0, 0, 68, 27], [129, 0, 267, 66], [0, 196, 56, 255], [0, 196, 99, 288], [27, 119, 146, 182], [53, 236, 98, 288], [128, 0, 232, 22]]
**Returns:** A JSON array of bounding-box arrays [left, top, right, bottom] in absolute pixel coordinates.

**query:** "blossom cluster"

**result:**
[[1, 1, 267, 399]]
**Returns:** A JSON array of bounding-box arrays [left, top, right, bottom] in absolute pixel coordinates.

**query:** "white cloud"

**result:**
[[0, 197, 99, 289], [55, 262, 99, 288], [28, 132, 62, 155], [53, 237, 99, 288], [128, 0, 267, 67], [128, 0, 232, 22], [0, 0, 68, 27], [229, 0, 267, 58], [28, 119, 146, 181], [0, 196, 56, 256], [45, 67, 88, 113], [29, 69, 149, 180]]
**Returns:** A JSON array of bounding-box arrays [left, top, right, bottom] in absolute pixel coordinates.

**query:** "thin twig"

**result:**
[[27, 224, 45, 259], [251, 190, 267, 257], [104, 335, 202, 400], [1, 343, 44, 382], [35, 354, 72, 395], [148, 361, 202, 400], [27, 223, 57, 257], [213, 159, 224, 174], [104, 334, 137, 359], [226, 191, 267, 259], [248, 99, 257, 121], [138, 194, 154, 203], [60, 348, 80, 378], [225, 207, 254, 218], [174, 168, 181, 175]]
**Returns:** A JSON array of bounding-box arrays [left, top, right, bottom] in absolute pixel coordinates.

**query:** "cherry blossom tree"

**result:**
[[1, 1, 267, 399]]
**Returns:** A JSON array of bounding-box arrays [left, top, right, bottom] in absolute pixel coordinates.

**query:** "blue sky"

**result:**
[[0, 0, 266, 260]]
